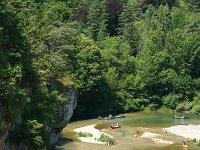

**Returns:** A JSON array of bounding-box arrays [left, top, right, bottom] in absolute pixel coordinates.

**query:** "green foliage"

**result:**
[[197, 140, 200, 147], [191, 138, 200, 147], [9, 120, 50, 150], [136, 0, 179, 11], [191, 105, 200, 114], [105, 0, 123, 36], [144, 104, 159, 112], [193, 138, 200, 147], [193, 138, 197, 143], [119, 0, 139, 55], [0, 0, 28, 124], [24, 120, 44, 149], [157, 107, 174, 113], [136, 5, 199, 110], [97, 133, 114, 144], [78, 132, 93, 137], [88, 0, 109, 41], [100, 36, 133, 73], [162, 93, 183, 109], [176, 101, 194, 112], [2, 0, 200, 149], [186, 0, 200, 12], [75, 34, 102, 91]]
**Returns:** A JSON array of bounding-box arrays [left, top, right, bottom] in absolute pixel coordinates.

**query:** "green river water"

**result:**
[[56, 112, 200, 150]]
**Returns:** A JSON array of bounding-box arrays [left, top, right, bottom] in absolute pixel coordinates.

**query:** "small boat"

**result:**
[[97, 114, 125, 120], [175, 115, 189, 119], [97, 117, 115, 120], [114, 115, 125, 118], [111, 124, 120, 129]]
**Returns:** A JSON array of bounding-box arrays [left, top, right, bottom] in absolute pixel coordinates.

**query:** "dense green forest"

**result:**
[[0, 0, 200, 149]]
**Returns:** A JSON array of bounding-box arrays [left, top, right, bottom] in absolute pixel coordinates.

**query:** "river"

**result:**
[[56, 112, 200, 150]]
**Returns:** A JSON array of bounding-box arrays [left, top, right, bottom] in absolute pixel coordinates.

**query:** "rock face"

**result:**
[[1, 86, 77, 149], [60, 86, 77, 127], [6, 143, 28, 150], [50, 86, 77, 144], [0, 124, 10, 150], [0, 134, 7, 150]]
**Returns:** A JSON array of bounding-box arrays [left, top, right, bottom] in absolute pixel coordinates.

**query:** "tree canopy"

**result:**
[[1, 0, 200, 149]]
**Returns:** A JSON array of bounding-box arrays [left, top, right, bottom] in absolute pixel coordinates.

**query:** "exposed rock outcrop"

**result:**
[[0, 134, 7, 150], [0, 124, 10, 150], [2, 86, 77, 149], [50, 86, 77, 144], [6, 143, 28, 150], [60, 86, 77, 127]]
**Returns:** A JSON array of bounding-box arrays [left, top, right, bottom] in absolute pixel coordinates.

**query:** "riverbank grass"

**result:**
[[78, 132, 93, 137]]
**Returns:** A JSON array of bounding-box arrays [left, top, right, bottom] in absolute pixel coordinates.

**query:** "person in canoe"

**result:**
[[114, 114, 125, 118], [174, 115, 189, 119], [109, 114, 113, 118], [111, 123, 120, 129], [97, 116, 102, 120]]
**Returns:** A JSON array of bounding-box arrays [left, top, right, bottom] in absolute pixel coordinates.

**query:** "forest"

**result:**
[[0, 0, 200, 149]]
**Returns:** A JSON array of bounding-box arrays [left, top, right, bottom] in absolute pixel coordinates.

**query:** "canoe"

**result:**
[[97, 115, 125, 120], [111, 125, 120, 129], [114, 115, 125, 118], [97, 117, 115, 120], [175, 116, 189, 119]]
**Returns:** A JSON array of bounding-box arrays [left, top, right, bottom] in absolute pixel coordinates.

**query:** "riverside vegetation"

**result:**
[[78, 132, 93, 137], [0, 0, 200, 149], [192, 138, 200, 147], [97, 133, 114, 144]]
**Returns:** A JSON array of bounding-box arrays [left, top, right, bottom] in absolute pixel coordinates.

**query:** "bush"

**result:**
[[144, 104, 158, 112], [78, 132, 93, 137], [191, 105, 200, 114], [197, 140, 200, 147], [192, 138, 197, 143], [162, 94, 182, 109], [157, 106, 174, 113], [193, 139, 200, 147], [97, 133, 114, 144], [8, 120, 51, 150], [176, 101, 194, 112]]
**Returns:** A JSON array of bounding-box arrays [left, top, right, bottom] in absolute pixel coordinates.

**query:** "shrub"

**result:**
[[176, 101, 195, 112], [8, 120, 50, 150], [144, 104, 158, 112], [191, 105, 200, 114], [78, 132, 93, 137], [97, 133, 114, 144], [163, 94, 182, 109], [197, 140, 200, 147], [157, 106, 174, 113], [192, 138, 197, 143], [193, 138, 200, 147]]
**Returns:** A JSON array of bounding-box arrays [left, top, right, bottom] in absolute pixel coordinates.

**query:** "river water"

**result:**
[[56, 112, 200, 150]]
